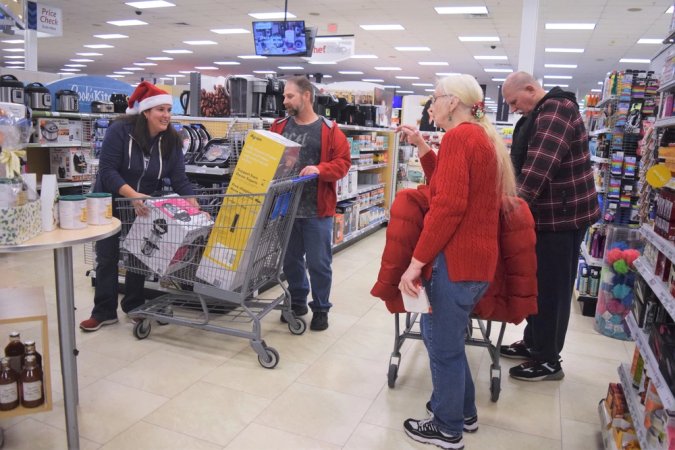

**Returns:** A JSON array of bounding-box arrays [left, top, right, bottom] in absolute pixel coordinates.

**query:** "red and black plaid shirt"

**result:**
[[517, 97, 600, 231]]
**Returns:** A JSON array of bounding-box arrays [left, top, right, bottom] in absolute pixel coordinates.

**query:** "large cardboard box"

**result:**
[[34, 119, 82, 145], [196, 129, 301, 290], [50, 147, 92, 181], [122, 197, 214, 276]]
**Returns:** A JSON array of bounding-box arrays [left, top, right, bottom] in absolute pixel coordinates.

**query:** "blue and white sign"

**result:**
[[27, 2, 62, 36], [45, 76, 134, 113]]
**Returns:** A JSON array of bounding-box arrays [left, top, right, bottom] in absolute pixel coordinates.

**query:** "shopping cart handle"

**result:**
[[293, 174, 319, 183]]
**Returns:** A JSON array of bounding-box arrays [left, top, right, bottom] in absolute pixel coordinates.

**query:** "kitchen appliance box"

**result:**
[[122, 197, 214, 276], [196, 129, 301, 290], [49, 147, 92, 181], [34, 118, 82, 145]]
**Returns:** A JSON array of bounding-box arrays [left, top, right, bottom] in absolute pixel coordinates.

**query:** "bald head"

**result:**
[[501, 71, 546, 115]]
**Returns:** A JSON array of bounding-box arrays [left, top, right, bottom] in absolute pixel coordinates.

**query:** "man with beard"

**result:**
[[270, 76, 351, 331]]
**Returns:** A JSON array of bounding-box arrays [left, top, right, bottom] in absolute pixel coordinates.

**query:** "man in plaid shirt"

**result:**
[[499, 72, 600, 381]]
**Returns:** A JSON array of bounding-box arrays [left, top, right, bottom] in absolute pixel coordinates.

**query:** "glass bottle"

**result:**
[[4, 332, 25, 374], [21, 341, 42, 372], [0, 357, 19, 411], [20, 355, 43, 408]]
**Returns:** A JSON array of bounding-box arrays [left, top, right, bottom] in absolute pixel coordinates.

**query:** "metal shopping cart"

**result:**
[[115, 176, 314, 369], [387, 312, 506, 402]]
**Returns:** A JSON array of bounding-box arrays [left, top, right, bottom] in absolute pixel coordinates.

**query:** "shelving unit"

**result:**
[[597, 400, 620, 450], [580, 243, 604, 267], [332, 218, 387, 253], [589, 128, 611, 137], [654, 116, 675, 129], [617, 363, 651, 450], [337, 182, 385, 202], [591, 155, 611, 164], [597, 96, 618, 109]]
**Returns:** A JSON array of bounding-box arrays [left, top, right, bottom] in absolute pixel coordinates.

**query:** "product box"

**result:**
[[122, 197, 214, 276], [50, 147, 92, 181], [333, 213, 344, 245], [34, 118, 82, 145], [196, 129, 301, 290]]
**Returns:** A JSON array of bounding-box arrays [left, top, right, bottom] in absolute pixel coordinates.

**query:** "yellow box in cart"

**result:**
[[196, 129, 301, 289]]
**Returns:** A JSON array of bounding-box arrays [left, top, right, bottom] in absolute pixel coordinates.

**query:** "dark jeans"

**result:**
[[524, 227, 587, 362], [91, 232, 146, 321], [282, 217, 334, 312]]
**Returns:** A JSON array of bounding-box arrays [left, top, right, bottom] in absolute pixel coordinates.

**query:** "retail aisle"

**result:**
[[0, 229, 631, 449]]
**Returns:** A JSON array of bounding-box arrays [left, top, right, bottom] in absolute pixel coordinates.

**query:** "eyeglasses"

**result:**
[[431, 94, 451, 104]]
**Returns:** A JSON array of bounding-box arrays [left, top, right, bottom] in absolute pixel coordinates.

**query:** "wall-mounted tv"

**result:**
[[252, 20, 307, 56]]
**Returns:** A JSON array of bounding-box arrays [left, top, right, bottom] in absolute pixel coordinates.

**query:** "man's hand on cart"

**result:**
[[399, 257, 424, 298], [299, 165, 320, 177]]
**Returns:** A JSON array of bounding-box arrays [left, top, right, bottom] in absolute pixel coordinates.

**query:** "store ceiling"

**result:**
[[3, 0, 673, 104]]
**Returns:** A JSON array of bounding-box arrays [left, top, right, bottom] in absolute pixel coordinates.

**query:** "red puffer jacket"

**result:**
[[370, 188, 538, 324]]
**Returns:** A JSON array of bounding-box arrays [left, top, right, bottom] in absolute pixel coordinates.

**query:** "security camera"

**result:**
[[490, 45, 496, 50], [135, 9, 142, 15]]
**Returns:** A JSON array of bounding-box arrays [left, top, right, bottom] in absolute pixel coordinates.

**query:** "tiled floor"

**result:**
[[0, 229, 633, 449]]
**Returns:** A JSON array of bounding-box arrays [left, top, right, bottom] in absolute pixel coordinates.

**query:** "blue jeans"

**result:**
[[282, 217, 334, 312], [421, 252, 489, 436]]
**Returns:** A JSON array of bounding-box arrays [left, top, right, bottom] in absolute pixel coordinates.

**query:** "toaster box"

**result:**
[[49, 147, 92, 181], [34, 118, 82, 145]]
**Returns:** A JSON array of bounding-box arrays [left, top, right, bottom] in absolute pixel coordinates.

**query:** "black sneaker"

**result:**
[[403, 418, 464, 449], [509, 359, 564, 381], [310, 311, 329, 331], [425, 402, 479, 433], [499, 340, 531, 359], [280, 304, 308, 323]]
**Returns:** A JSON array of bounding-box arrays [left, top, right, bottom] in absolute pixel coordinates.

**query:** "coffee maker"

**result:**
[[260, 77, 285, 118], [314, 90, 338, 118], [227, 76, 267, 117]]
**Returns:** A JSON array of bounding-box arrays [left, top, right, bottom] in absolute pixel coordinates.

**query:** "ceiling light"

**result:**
[[249, 12, 297, 19], [362, 78, 384, 82], [134, 62, 157, 66], [183, 40, 217, 46], [374, 66, 402, 71], [458, 36, 500, 42], [210, 28, 250, 34], [84, 44, 114, 49], [395, 46, 430, 51], [147, 56, 173, 61], [545, 48, 584, 53], [638, 38, 663, 44], [322, 74, 332, 78], [339, 71, 364, 74], [2, 48, 23, 52], [114, 71, 134, 75], [619, 58, 650, 63], [77, 52, 103, 56], [668, 6, 674, 13], [253, 70, 276, 74], [61, 68, 81, 72], [435, 6, 488, 15], [94, 34, 128, 39], [396, 76, 420, 80], [397, 90, 415, 94], [412, 83, 434, 87], [195, 66, 218, 70], [492, 78, 506, 81], [383, 85, 401, 88], [474, 55, 508, 60], [544, 63, 577, 68], [107, 20, 148, 26], [163, 49, 193, 54], [122, 67, 144, 71], [598, 81, 604, 85], [125, 1, 175, 8], [5, 61, 23, 65], [214, 61, 241, 65], [178, 70, 196, 74], [543, 83, 568, 87], [424, 89, 435, 92], [545, 23, 595, 30], [238, 55, 267, 59], [544, 75, 573, 79], [436, 72, 461, 76], [360, 24, 405, 31], [308, 61, 336, 65], [65, 64, 86, 67], [4, 55, 24, 59], [591, 88, 602, 92], [165, 74, 186, 77], [71, 59, 94, 62], [278, 66, 303, 70], [350, 54, 378, 59], [484, 68, 513, 73], [1, 39, 23, 44], [107, 74, 124, 78], [419, 61, 448, 66]]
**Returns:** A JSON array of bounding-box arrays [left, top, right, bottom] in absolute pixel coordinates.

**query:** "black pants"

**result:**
[[91, 232, 146, 321], [524, 227, 587, 363]]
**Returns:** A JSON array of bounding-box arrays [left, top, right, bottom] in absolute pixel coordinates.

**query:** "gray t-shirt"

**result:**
[[282, 117, 322, 218]]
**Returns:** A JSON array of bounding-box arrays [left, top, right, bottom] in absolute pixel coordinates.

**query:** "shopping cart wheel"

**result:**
[[387, 363, 399, 388], [490, 376, 501, 402], [133, 319, 151, 340], [258, 347, 280, 369], [288, 317, 307, 335]]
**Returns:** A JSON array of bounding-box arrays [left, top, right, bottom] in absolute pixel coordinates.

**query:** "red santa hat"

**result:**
[[126, 81, 173, 114]]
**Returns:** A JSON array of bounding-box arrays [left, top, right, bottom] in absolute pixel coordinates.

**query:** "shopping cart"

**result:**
[[387, 312, 506, 402], [116, 176, 314, 369]]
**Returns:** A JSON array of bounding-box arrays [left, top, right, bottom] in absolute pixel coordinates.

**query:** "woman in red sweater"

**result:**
[[398, 75, 516, 450]]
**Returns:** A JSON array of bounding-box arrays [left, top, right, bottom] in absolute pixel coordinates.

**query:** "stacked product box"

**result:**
[[336, 201, 358, 237], [50, 147, 93, 181], [333, 213, 344, 244], [654, 188, 675, 240], [336, 170, 358, 200], [33, 119, 82, 146]]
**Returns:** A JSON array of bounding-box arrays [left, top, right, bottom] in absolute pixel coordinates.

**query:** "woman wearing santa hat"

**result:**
[[80, 81, 196, 332]]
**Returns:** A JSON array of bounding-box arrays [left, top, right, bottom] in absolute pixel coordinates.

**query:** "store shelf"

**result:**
[[333, 218, 387, 252], [32, 111, 118, 120], [358, 183, 385, 194], [657, 77, 675, 93], [359, 200, 385, 211], [640, 224, 675, 265], [358, 147, 387, 153], [633, 258, 675, 324], [356, 163, 387, 171], [25, 142, 90, 149], [589, 128, 612, 137], [625, 313, 675, 412], [617, 363, 651, 450], [586, 107, 605, 112], [185, 165, 232, 176], [580, 243, 604, 267], [597, 400, 620, 450], [655, 116, 675, 129], [597, 96, 617, 109], [591, 155, 611, 164]]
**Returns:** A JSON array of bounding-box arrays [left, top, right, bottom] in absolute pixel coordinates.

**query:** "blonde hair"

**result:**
[[437, 74, 516, 198]]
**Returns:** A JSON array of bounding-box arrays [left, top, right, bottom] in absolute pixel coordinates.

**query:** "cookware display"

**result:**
[[0, 75, 24, 104], [193, 138, 232, 167], [109, 93, 128, 113], [91, 101, 114, 113], [24, 82, 51, 111], [55, 89, 79, 112]]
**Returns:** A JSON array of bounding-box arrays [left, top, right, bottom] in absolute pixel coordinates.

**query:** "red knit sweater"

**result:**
[[413, 122, 501, 282]]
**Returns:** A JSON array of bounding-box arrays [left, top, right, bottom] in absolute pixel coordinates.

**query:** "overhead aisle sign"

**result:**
[[26, 1, 62, 36]]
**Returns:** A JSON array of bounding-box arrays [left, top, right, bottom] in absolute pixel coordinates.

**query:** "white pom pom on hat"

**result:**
[[126, 81, 172, 115]]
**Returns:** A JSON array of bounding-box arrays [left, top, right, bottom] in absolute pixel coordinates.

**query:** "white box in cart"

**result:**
[[122, 197, 213, 276]]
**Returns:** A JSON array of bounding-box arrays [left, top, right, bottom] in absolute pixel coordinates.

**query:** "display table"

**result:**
[[0, 219, 121, 450]]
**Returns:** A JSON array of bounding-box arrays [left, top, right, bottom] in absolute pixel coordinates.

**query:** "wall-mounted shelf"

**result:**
[[25, 142, 90, 149], [658, 77, 675, 93], [332, 218, 386, 252], [617, 363, 651, 450], [597, 400, 620, 450], [356, 163, 387, 171], [654, 116, 675, 129], [596, 96, 617, 109], [633, 258, 675, 325], [640, 224, 675, 266]]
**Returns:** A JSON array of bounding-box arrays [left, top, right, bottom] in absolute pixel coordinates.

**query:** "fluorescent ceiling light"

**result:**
[[598, 81, 604, 85], [397, 90, 415, 94], [545, 48, 584, 53], [474, 55, 507, 60], [4, 55, 24, 59], [1, 39, 23, 44], [339, 71, 364, 74], [60, 68, 81, 72], [360, 24, 405, 31], [278, 66, 303, 70], [308, 61, 336, 65], [163, 49, 193, 54], [544, 75, 573, 79], [122, 67, 144, 71], [77, 52, 102, 56], [107, 20, 148, 26], [183, 40, 217, 45], [195, 66, 218, 70], [436, 72, 461, 76], [383, 85, 401, 88], [84, 44, 114, 49], [210, 28, 249, 34], [322, 74, 333, 78], [545, 23, 595, 30], [165, 74, 186, 77], [396, 76, 420, 80], [114, 71, 134, 75], [2, 48, 24, 52], [544, 63, 577, 68], [458, 36, 499, 42], [543, 83, 568, 87], [5, 61, 23, 64], [125, 1, 175, 8], [134, 62, 157, 66], [94, 34, 128, 39], [485, 97, 491, 100], [484, 68, 513, 73], [412, 83, 434, 86], [637, 38, 663, 44], [668, 6, 674, 13], [395, 46, 430, 51], [492, 78, 506, 81], [214, 61, 241, 65], [65, 64, 86, 67], [178, 70, 196, 74], [107, 74, 124, 78], [362, 78, 384, 82], [425, 89, 435, 92], [238, 55, 267, 59], [71, 59, 94, 62], [591, 89, 602, 92], [350, 54, 378, 59], [374, 66, 402, 71], [249, 12, 296, 19], [435, 6, 488, 14], [253, 70, 276, 74], [419, 61, 448, 66], [619, 58, 650, 63], [147, 56, 173, 61]]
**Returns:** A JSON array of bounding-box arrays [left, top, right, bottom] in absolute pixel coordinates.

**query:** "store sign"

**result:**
[[26, 1, 62, 36], [305, 36, 355, 63], [45, 76, 133, 113]]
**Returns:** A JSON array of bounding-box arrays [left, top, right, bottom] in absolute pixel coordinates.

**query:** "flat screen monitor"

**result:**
[[252, 20, 307, 56]]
